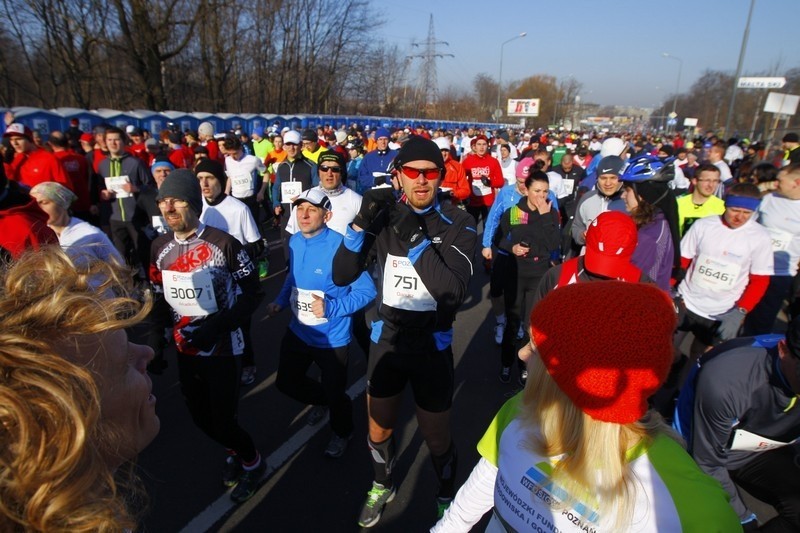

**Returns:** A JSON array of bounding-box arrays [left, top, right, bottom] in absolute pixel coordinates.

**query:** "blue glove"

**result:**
[[712, 307, 746, 341]]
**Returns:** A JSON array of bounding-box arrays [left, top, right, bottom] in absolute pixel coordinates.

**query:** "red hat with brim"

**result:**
[[583, 211, 641, 281]]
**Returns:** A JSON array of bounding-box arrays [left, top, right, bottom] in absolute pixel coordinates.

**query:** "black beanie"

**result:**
[[156, 168, 203, 215], [195, 158, 227, 188], [395, 135, 444, 169]]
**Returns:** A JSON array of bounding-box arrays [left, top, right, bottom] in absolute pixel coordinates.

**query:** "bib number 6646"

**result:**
[[697, 264, 730, 283]]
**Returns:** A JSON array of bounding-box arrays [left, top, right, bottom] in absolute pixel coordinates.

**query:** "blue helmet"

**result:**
[[621, 154, 675, 183]]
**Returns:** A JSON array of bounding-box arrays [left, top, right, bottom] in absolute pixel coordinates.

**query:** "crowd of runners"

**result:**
[[0, 113, 799, 531]]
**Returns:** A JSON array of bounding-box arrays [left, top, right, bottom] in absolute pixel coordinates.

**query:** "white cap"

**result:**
[[335, 131, 348, 144], [600, 137, 626, 158], [283, 130, 301, 144], [125, 125, 135, 133], [433, 137, 450, 151]]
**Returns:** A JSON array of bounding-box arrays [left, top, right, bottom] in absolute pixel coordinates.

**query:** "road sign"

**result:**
[[737, 77, 786, 89], [492, 108, 503, 120], [683, 117, 698, 127], [764, 92, 799, 116], [668, 112, 677, 119], [667, 118, 677, 126]]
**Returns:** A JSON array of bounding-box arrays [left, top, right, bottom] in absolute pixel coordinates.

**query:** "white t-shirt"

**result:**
[[225, 154, 266, 198], [59, 217, 123, 265], [200, 195, 261, 245], [678, 215, 774, 318], [285, 186, 362, 237], [669, 159, 690, 190], [497, 157, 517, 186], [757, 193, 800, 277], [547, 170, 567, 199]]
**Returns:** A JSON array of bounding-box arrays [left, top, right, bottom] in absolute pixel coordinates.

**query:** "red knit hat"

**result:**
[[530, 281, 676, 424]]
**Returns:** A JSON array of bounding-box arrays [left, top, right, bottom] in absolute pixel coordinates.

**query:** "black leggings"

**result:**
[[276, 330, 353, 438], [501, 260, 544, 369], [177, 353, 258, 462], [731, 445, 800, 532]]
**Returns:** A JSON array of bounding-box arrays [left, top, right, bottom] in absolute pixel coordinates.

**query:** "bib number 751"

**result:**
[[394, 275, 418, 290]]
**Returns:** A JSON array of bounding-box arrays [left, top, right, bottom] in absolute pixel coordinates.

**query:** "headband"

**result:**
[[724, 195, 761, 212]]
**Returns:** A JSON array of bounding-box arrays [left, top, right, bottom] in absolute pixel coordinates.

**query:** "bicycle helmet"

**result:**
[[621, 154, 675, 183]]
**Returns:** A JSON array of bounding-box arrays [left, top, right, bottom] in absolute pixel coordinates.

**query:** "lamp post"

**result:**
[[725, 0, 756, 136], [496, 32, 526, 123], [662, 52, 683, 132]]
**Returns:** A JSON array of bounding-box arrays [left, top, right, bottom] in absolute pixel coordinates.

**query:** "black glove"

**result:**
[[373, 172, 392, 187], [389, 204, 424, 246], [480, 176, 491, 187], [183, 316, 225, 352], [353, 186, 396, 230]]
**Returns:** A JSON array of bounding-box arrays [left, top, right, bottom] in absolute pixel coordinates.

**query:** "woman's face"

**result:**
[[622, 185, 640, 212], [526, 179, 549, 205], [79, 329, 159, 466], [33, 195, 68, 226]]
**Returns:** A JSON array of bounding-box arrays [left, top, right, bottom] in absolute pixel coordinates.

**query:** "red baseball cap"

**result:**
[[584, 211, 640, 281], [79, 133, 93, 143]]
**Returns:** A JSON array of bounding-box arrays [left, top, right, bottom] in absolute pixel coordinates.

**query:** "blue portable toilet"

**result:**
[[162, 110, 195, 133], [10, 107, 62, 138], [189, 112, 223, 137], [130, 110, 168, 135], [51, 107, 103, 133], [94, 108, 139, 131]]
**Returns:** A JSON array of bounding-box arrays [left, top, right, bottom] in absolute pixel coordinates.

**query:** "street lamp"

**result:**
[[662, 52, 683, 131], [496, 32, 527, 122]]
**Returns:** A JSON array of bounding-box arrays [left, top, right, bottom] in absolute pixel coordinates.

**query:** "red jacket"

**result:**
[[0, 195, 57, 259], [441, 158, 470, 201], [462, 153, 504, 207], [6, 148, 72, 191], [53, 150, 92, 213], [168, 146, 194, 169]]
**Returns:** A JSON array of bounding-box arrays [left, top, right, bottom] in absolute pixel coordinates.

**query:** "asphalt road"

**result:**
[[134, 224, 779, 532], [136, 226, 509, 532]]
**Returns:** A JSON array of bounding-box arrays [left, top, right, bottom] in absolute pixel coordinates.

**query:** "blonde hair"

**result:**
[[0, 246, 150, 532], [520, 355, 679, 529]]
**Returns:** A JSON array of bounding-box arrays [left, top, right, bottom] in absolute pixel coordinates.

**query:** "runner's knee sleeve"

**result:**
[[368, 435, 395, 486], [431, 441, 458, 498]]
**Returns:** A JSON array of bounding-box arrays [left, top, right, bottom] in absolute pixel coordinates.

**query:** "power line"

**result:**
[[406, 14, 453, 112]]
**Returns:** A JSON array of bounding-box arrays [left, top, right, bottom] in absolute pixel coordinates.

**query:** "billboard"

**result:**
[[507, 98, 540, 117]]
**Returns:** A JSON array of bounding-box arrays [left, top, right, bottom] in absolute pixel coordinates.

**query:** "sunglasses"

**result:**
[[157, 198, 189, 208], [401, 165, 441, 180], [319, 165, 341, 173]]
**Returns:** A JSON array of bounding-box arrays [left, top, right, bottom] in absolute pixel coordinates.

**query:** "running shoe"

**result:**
[[306, 405, 328, 426], [499, 366, 511, 383], [519, 369, 528, 387], [241, 366, 257, 386], [258, 259, 269, 279], [436, 497, 453, 519], [357, 482, 396, 528], [494, 321, 506, 345], [323, 433, 352, 458], [230, 460, 266, 503], [222, 455, 243, 487]]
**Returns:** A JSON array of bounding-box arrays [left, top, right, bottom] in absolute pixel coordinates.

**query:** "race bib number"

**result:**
[[693, 253, 741, 292], [281, 181, 303, 203], [471, 179, 492, 197], [730, 428, 797, 453], [228, 172, 253, 197], [290, 287, 327, 326], [152, 215, 168, 234], [104, 175, 131, 198], [382, 253, 436, 312], [767, 227, 792, 252], [562, 178, 575, 196], [162, 269, 218, 316]]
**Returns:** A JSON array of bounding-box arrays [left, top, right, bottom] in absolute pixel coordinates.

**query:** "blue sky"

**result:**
[[377, 0, 799, 108]]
